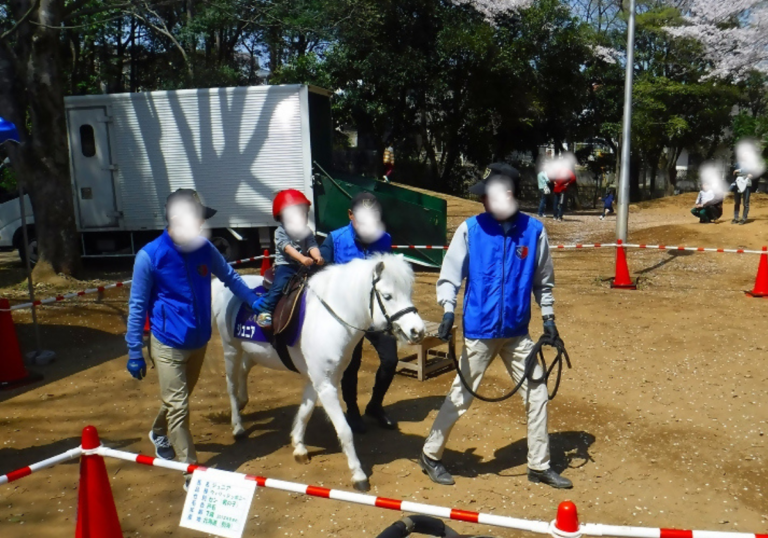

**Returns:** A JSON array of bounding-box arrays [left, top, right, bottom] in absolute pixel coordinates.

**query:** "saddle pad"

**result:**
[[736, 176, 749, 193], [233, 287, 306, 347]]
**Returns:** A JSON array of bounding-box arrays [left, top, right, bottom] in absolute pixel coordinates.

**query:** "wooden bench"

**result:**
[[397, 320, 456, 381]]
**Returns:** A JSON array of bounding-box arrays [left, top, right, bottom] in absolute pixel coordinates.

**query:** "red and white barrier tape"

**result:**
[[622, 244, 765, 255], [0, 254, 274, 312], [2, 444, 767, 538], [393, 243, 767, 254], [392, 245, 450, 250]]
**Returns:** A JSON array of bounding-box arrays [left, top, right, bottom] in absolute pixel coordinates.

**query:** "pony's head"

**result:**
[[368, 254, 425, 344]]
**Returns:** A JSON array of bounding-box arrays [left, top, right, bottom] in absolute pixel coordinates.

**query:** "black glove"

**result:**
[[437, 312, 454, 342], [543, 317, 559, 342]]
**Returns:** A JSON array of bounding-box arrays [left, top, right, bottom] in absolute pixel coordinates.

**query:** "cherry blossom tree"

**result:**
[[666, 0, 768, 79], [451, 0, 534, 20]]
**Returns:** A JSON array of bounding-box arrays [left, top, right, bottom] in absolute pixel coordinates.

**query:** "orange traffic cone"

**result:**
[[745, 246, 768, 298], [260, 249, 271, 276], [553, 501, 580, 535], [76, 426, 123, 538], [611, 239, 637, 290], [143, 314, 150, 335], [0, 298, 42, 390]]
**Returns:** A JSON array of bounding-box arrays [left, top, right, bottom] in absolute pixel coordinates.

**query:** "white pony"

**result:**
[[212, 254, 425, 491]]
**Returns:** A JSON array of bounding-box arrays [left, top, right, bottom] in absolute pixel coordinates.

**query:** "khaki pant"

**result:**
[[150, 336, 207, 465], [422, 335, 550, 471]]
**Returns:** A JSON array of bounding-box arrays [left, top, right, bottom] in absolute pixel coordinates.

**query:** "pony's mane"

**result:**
[[310, 253, 415, 294], [368, 253, 415, 292]]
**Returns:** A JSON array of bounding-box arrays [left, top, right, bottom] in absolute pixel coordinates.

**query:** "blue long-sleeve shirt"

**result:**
[[126, 231, 259, 359]]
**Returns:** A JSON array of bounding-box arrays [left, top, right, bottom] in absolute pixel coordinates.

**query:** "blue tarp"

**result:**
[[0, 117, 19, 143]]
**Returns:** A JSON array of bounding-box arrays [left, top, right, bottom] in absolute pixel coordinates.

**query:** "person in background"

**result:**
[[691, 180, 724, 223], [253, 189, 324, 329], [318, 192, 399, 433], [418, 162, 572, 490], [730, 166, 753, 225], [600, 189, 615, 220], [383, 143, 395, 183], [125, 189, 262, 490], [552, 169, 576, 221], [536, 168, 551, 218]]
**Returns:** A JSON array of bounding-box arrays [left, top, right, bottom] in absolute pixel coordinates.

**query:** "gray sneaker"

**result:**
[[149, 431, 176, 461]]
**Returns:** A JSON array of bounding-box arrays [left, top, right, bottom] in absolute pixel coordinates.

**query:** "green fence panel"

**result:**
[[313, 171, 447, 267]]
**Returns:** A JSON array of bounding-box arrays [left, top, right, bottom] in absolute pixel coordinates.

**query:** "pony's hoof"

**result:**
[[353, 479, 370, 492], [294, 452, 310, 464], [233, 426, 247, 440]]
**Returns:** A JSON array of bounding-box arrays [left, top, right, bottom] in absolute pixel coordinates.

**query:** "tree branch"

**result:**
[[1, 0, 39, 41]]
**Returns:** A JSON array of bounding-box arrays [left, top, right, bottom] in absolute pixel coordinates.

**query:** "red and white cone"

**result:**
[[611, 239, 637, 290], [260, 249, 271, 276], [745, 246, 768, 298], [76, 426, 123, 538], [549, 500, 582, 538]]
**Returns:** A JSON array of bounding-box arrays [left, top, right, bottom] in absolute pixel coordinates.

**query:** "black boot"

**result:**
[[345, 409, 367, 434], [528, 468, 573, 489], [419, 453, 455, 485], [365, 404, 397, 430]]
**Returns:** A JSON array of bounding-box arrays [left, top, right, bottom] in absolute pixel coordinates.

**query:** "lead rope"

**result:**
[[447, 335, 572, 403]]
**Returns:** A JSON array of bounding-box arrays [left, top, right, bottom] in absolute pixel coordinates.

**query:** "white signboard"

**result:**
[[179, 469, 257, 538]]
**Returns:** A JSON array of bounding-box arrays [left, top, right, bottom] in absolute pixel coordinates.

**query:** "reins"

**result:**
[[307, 271, 418, 336], [448, 334, 572, 403]]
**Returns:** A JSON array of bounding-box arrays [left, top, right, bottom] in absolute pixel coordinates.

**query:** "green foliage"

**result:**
[[0, 166, 16, 193]]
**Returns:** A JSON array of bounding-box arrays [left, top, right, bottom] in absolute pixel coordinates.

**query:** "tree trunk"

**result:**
[[0, 0, 82, 277]]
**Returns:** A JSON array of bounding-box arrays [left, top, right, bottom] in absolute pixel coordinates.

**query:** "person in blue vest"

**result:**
[[318, 192, 399, 433], [418, 163, 572, 490], [125, 189, 261, 490]]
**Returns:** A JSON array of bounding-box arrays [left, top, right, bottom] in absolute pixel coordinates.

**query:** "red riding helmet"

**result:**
[[272, 189, 311, 220]]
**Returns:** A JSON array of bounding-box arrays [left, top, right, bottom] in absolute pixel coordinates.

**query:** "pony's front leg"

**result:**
[[314, 381, 369, 492], [291, 382, 318, 464], [223, 343, 247, 438]]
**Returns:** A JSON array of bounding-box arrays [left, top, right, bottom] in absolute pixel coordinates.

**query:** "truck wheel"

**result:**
[[18, 236, 38, 266], [210, 235, 240, 263]]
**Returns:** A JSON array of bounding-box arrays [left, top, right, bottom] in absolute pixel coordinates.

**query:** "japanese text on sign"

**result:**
[[179, 469, 257, 538]]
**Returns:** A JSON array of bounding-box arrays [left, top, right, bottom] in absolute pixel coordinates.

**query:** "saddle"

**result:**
[[272, 270, 308, 336]]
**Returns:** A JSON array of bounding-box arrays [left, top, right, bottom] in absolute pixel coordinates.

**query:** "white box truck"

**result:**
[[0, 158, 36, 263], [61, 84, 332, 260]]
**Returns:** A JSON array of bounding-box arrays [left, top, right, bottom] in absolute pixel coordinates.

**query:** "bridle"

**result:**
[[309, 272, 418, 335]]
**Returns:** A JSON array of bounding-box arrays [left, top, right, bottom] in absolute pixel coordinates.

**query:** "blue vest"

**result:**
[[463, 212, 543, 340], [329, 222, 391, 264], [143, 231, 215, 350]]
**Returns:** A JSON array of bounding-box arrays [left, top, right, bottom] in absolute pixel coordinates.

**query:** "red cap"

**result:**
[[273, 189, 311, 220], [81, 425, 101, 450], [555, 501, 580, 533]]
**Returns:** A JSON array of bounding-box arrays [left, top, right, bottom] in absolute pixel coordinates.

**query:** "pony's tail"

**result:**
[[211, 277, 226, 329]]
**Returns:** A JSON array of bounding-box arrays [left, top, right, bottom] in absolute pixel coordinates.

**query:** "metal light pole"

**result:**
[[616, 0, 637, 242]]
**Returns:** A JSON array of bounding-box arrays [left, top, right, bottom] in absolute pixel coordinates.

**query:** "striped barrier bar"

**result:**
[[0, 254, 274, 312], [391, 245, 450, 250], [622, 244, 765, 255], [97, 447, 768, 538], [552, 243, 616, 250], [0, 446, 82, 485], [392, 244, 619, 250]]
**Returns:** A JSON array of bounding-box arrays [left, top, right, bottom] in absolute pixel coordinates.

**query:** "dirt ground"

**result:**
[[1, 192, 767, 538]]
